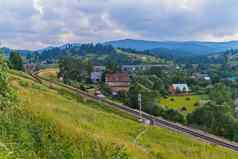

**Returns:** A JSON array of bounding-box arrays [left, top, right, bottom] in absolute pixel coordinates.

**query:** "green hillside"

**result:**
[[32, 44, 168, 66], [1, 71, 238, 158]]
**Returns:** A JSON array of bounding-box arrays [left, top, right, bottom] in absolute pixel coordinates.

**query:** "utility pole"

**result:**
[[138, 93, 142, 121]]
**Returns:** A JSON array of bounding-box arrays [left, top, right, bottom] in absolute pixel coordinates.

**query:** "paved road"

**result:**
[[32, 73, 238, 152]]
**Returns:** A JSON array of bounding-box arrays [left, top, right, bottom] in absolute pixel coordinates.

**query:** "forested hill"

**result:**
[[0, 47, 32, 57], [106, 39, 238, 56], [28, 43, 167, 65]]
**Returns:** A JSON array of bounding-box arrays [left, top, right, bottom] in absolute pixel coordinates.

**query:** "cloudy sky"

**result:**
[[0, 0, 238, 50]]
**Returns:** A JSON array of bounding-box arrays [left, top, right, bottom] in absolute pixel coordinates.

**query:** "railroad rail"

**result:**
[[31, 72, 238, 152]]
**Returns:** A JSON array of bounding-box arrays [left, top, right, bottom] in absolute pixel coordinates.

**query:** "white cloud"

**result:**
[[33, 0, 43, 15], [0, 0, 238, 49]]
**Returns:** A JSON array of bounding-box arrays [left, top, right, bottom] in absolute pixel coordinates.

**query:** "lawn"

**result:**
[[159, 95, 201, 113], [7, 72, 238, 159]]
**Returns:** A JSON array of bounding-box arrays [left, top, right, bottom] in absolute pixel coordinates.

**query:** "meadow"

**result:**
[[159, 95, 201, 113], [2, 72, 238, 159]]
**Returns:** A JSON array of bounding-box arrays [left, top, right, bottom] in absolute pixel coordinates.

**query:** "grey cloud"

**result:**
[[0, 0, 238, 49]]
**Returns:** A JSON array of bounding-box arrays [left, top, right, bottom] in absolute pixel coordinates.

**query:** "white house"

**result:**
[[122, 64, 168, 73], [91, 72, 103, 83], [90, 66, 106, 83], [169, 84, 190, 94]]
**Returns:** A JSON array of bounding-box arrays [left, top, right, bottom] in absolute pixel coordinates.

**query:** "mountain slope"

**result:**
[[106, 39, 238, 55], [4, 71, 238, 159], [0, 47, 32, 57], [33, 44, 165, 65]]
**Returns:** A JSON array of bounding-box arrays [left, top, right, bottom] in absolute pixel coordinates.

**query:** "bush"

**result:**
[[153, 105, 166, 116], [186, 97, 191, 101], [99, 84, 112, 96], [181, 107, 187, 112], [80, 84, 87, 91], [164, 109, 185, 124], [187, 102, 238, 141], [154, 106, 185, 124], [194, 102, 199, 107], [170, 98, 175, 101], [0, 57, 16, 109], [19, 80, 29, 87]]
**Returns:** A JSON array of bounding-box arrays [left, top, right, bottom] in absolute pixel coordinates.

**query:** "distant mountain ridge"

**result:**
[[0, 43, 81, 57], [36, 43, 81, 53], [0, 47, 32, 57], [2, 39, 238, 58], [106, 39, 238, 56]]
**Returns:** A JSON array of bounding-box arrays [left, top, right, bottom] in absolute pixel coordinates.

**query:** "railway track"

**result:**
[[31, 73, 238, 152]]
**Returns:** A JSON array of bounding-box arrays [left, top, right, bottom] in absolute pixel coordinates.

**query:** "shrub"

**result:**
[[154, 106, 185, 124], [32, 83, 41, 90], [99, 84, 111, 96], [19, 80, 29, 87], [163, 109, 185, 124], [80, 84, 87, 91], [194, 102, 199, 107], [186, 97, 191, 101], [0, 57, 16, 109], [181, 107, 187, 112], [170, 98, 175, 101], [187, 102, 238, 141]]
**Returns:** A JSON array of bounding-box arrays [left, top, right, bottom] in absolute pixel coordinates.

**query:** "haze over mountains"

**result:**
[[106, 39, 238, 55], [1, 39, 238, 57]]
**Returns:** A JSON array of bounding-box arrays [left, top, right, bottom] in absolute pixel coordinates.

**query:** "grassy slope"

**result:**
[[38, 68, 59, 81], [7, 72, 238, 159], [159, 95, 201, 113], [116, 49, 166, 64]]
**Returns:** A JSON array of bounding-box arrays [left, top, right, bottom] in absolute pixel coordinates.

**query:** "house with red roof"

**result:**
[[105, 72, 129, 94]]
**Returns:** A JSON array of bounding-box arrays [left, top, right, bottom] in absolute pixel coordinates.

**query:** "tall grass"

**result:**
[[3, 72, 238, 159]]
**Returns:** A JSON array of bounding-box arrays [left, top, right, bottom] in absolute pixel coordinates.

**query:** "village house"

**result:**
[[122, 64, 168, 73], [194, 73, 211, 81], [169, 84, 190, 95], [90, 66, 106, 83], [105, 72, 129, 94], [191, 73, 211, 81], [91, 72, 103, 83]]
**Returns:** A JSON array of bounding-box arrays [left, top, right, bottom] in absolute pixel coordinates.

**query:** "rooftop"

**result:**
[[106, 72, 129, 82]]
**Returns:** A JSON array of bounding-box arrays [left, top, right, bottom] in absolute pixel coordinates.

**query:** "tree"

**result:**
[[0, 52, 15, 109], [105, 60, 121, 73], [187, 102, 238, 141], [172, 70, 187, 83], [9, 50, 23, 71], [208, 83, 233, 106], [164, 108, 185, 123], [127, 81, 158, 115], [58, 56, 93, 83]]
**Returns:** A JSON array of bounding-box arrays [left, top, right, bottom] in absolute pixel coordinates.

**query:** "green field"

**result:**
[[159, 95, 201, 113], [3, 72, 238, 158]]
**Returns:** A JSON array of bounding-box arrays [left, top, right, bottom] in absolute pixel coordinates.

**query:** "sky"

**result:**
[[0, 0, 238, 50]]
